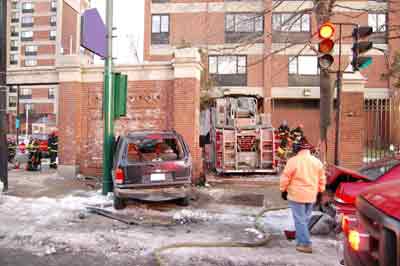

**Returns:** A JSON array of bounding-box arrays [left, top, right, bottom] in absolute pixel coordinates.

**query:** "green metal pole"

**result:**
[[102, 0, 114, 195]]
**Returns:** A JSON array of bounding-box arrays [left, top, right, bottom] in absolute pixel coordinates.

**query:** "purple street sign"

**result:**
[[81, 8, 106, 58]]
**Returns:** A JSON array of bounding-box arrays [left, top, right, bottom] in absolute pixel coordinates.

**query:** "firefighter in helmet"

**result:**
[[48, 131, 58, 169], [27, 138, 42, 171], [291, 124, 305, 153], [277, 120, 291, 157]]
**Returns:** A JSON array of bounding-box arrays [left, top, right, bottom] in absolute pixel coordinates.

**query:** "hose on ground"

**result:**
[[153, 205, 288, 266]]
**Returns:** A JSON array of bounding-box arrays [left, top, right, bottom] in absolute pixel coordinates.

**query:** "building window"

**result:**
[[225, 13, 263, 33], [24, 59, 37, 67], [225, 13, 264, 43], [20, 88, 32, 99], [22, 2, 34, 13], [50, 15, 57, 26], [49, 30, 56, 40], [48, 88, 55, 99], [289, 56, 318, 75], [151, 14, 169, 44], [12, 1, 19, 10], [21, 16, 34, 27], [51, 0, 57, 11], [11, 12, 19, 23], [21, 31, 33, 41], [9, 86, 17, 93], [25, 45, 38, 56], [368, 13, 387, 32], [8, 96, 17, 108], [11, 26, 19, 37], [208, 55, 247, 86], [10, 40, 19, 51], [272, 13, 310, 32], [10, 54, 18, 65]]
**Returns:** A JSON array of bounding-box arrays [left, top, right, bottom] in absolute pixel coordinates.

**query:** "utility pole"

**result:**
[[0, 0, 8, 191], [102, 0, 114, 195], [334, 24, 343, 165]]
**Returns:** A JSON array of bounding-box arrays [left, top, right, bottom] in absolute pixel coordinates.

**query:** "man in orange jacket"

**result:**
[[280, 138, 326, 254]]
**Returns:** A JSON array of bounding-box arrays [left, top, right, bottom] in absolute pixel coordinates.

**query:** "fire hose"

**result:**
[[153, 205, 288, 266], [86, 204, 289, 266]]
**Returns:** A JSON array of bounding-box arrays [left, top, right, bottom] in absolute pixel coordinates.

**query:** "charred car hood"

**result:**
[[360, 180, 400, 221]]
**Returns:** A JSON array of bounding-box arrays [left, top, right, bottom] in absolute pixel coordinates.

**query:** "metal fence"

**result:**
[[364, 98, 400, 164]]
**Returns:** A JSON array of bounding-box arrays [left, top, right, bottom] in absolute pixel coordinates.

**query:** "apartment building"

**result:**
[[144, 0, 400, 148], [6, 0, 89, 134]]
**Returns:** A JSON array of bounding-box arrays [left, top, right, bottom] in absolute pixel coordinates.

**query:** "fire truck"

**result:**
[[209, 95, 277, 174]]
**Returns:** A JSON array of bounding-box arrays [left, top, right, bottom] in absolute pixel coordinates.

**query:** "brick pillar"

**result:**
[[338, 70, 366, 169], [172, 48, 203, 183], [263, 0, 272, 113], [56, 56, 83, 178]]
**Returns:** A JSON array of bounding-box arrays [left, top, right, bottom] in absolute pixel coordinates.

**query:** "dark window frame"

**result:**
[[208, 55, 247, 86], [151, 14, 170, 45], [225, 13, 264, 33]]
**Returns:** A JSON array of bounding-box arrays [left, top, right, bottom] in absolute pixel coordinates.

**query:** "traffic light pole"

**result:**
[[102, 0, 114, 195], [334, 24, 343, 166]]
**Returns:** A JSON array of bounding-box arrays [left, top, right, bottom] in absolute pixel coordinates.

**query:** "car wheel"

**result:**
[[177, 196, 190, 207], [114, 196, 126, 210]]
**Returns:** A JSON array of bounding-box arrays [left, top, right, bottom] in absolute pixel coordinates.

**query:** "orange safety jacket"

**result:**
[[280, 149, 326, 203]]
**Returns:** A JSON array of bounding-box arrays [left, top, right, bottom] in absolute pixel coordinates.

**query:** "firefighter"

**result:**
[[7, 138, 16, 163], [290, 124, 304, 153], [277, 120, 291, 157], [0, 133, 8, 192], [27, 139, 42, 171], [48, 132, 58, 169]]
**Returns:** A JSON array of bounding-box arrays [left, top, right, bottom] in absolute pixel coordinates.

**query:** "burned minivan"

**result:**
[[112, 131, 192, 209]]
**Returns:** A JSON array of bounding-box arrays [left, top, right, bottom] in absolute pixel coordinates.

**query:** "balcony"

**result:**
[[209, 74, 247, 87], [22, 8, 34, 13], [151, 32, 169, 45], [25, 51, 37, 56], [272, 31, 311, 44], [21, 22, 34, 28], [288, 75, 319, 87], [21, 37, 33, 42]]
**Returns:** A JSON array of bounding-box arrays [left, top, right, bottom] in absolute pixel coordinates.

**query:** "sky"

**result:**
[[90, 0, 144, 64]]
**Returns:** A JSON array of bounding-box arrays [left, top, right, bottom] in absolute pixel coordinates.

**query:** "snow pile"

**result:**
[[244, 228, 264, 239], [261, 208, 295, 233], [173, 209, 211, 224]]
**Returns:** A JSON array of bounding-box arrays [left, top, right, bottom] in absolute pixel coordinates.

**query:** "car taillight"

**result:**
[[348, 230, 370, 251], [342, 215, 357, 235], [115, 168, 125, 184]]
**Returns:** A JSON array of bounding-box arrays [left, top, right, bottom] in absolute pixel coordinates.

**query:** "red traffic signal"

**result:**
[[318, 22, 335, 69]]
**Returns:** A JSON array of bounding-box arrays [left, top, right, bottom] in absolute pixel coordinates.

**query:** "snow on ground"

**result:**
[[0, 188, 341, 265]]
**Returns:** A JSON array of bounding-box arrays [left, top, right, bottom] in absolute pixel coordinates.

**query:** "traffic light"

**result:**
[[352, 26, 373, 71], [318, 22, 335, 69]]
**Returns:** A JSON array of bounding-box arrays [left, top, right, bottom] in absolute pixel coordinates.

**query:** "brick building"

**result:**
[[144, 0, 400, 168], [6, 0, 90, 135]]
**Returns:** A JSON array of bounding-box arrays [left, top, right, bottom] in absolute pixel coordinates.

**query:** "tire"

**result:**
[[114, 196, 126, 210], [177, 196, 190, 207]]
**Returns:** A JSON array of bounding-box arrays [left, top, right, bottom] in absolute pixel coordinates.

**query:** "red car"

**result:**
[[326, 157, 400, 217], [343, 180, 400, 266]]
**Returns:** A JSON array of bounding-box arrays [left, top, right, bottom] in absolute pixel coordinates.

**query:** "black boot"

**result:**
[[2, 181, 8, 192]]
